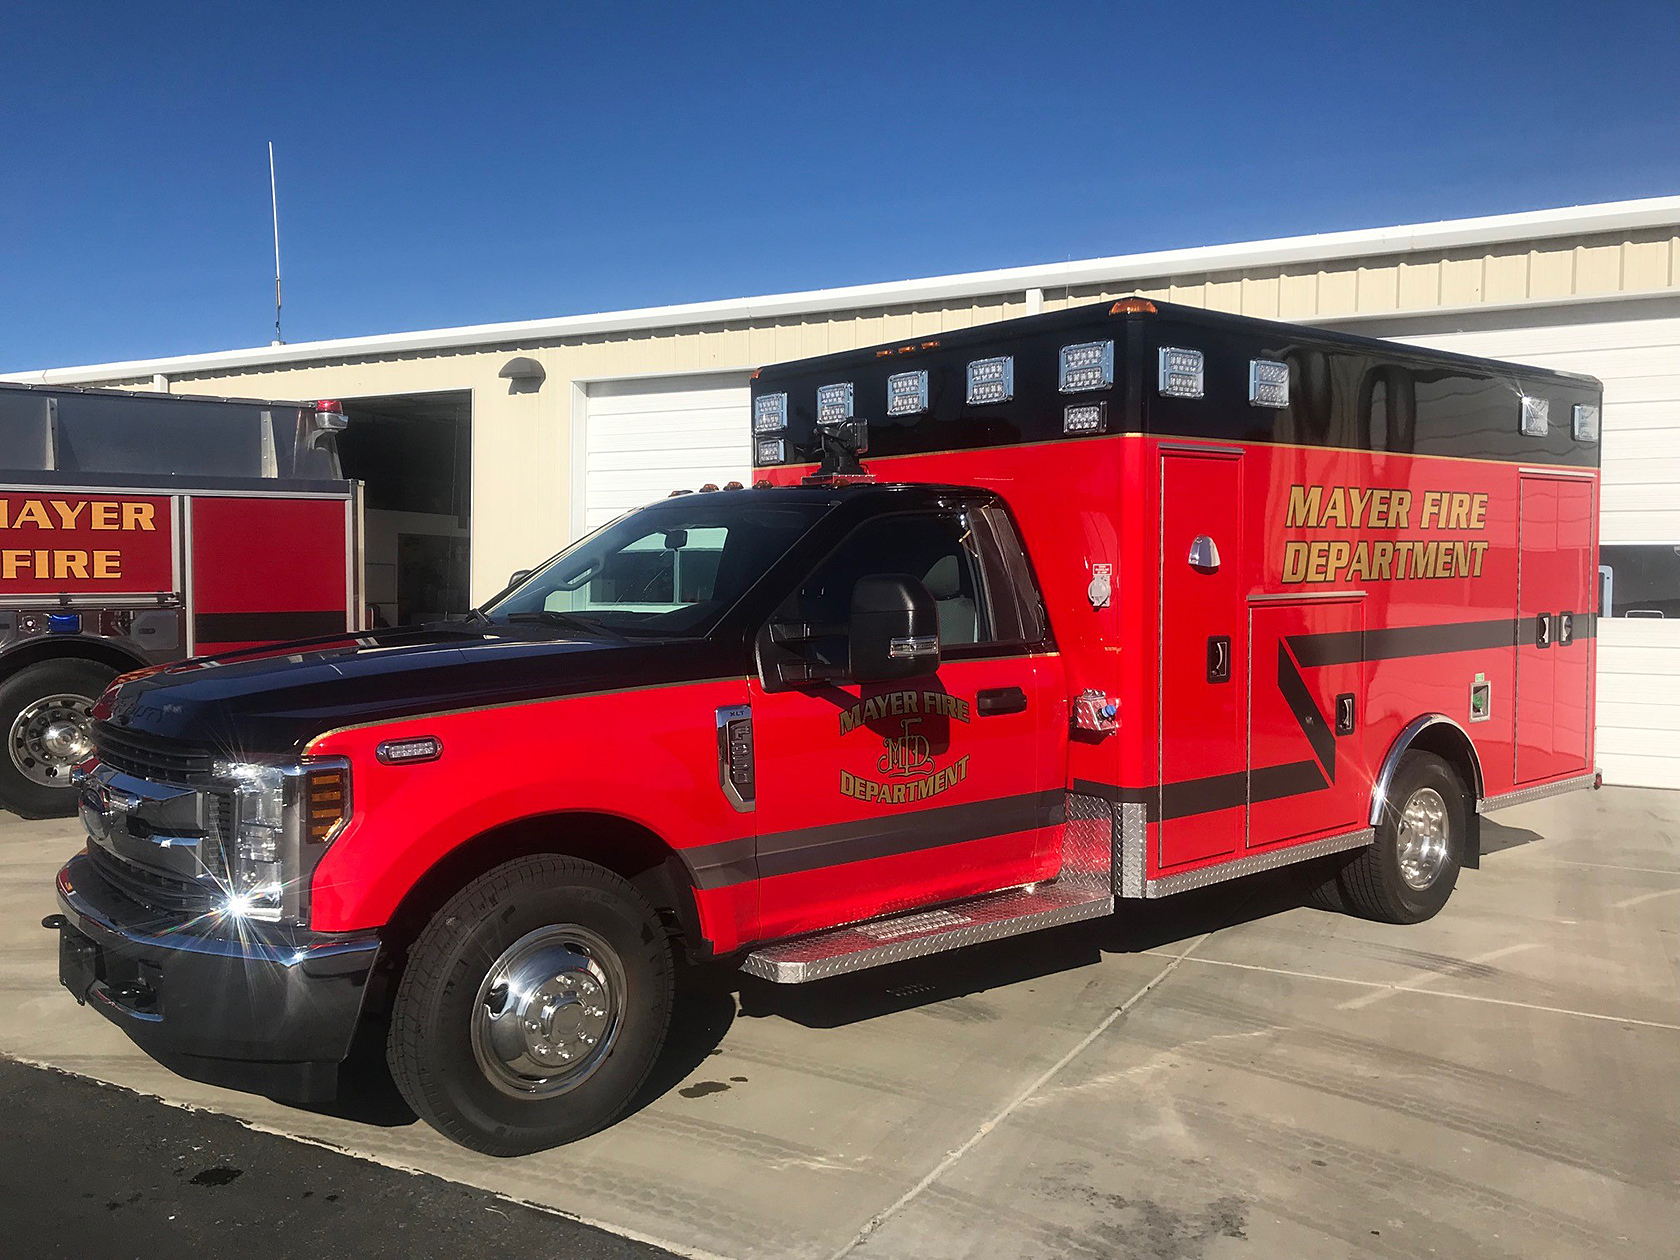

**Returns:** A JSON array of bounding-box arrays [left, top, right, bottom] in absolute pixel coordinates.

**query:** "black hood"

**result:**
[[103, 623, 734, 755]]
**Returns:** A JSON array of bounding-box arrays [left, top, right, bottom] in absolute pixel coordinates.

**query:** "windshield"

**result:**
[[483, 494, 831, 637]]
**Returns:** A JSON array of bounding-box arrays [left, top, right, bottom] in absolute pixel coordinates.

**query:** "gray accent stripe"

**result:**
[[681, 789, 1066, 890]]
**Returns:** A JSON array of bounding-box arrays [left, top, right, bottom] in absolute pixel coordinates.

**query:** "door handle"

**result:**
[[976, 686, 1028, 716], [1535, 613, 1552, 649], [1206, 636, 1231, 683], [1336, 693, 1356, 736], [1558, 611, 1574, 646]]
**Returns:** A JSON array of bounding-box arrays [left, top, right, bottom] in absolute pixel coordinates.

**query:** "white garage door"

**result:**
[[577, 374, 751, 534], [1379, 310, 1680, 789]]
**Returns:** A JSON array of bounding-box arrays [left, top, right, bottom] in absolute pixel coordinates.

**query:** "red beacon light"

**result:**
[[313, 400, 348, 432]]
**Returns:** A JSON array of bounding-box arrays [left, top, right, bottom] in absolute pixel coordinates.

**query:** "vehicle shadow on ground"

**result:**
[[735, 866, 1320, 1031], [1481, 817, 1544, 856], [203, 867, 1336, 1132]]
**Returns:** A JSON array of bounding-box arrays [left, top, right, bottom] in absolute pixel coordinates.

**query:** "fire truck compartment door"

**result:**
[[187, 495, 355, 655], [1158, 450, 1246, 870], [1515, 474, 1595, 784], [1248, 598, 1365, 848]]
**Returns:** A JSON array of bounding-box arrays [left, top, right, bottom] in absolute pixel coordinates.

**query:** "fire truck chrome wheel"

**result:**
[[9, 693, 96, 788], [1396, 786, 1451, 890], [470, 924, 626, 1099]]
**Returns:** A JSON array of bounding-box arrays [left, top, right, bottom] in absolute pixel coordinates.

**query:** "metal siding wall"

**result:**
[[76, 226, 1679, 615]]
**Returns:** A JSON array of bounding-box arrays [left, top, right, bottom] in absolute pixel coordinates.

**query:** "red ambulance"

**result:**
[[49, 299, 1599, 1155], [1, 383, 362, 816]]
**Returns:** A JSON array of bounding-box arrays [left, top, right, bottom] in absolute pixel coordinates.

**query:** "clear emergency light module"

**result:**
[[754, 392, 788, 435], [1158, 346, 1204, 398], [967, 356, 1014, 405], [1248, 358, 1290, 408], [887, 370, 929, 416], [816, 382, 854, 425], [1058, 340, 1114, 392], [1520, 395, 1550, 437]]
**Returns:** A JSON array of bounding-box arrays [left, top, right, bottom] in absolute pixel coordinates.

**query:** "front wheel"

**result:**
[[1338, 751, 1467, 923], [0, 658, 114, 818], [387, 855, 674, 1155]]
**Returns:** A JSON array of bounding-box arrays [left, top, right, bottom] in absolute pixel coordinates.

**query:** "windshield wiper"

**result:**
[[503, 610, 629, 642]]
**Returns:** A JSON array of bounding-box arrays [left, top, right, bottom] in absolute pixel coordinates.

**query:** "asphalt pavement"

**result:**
[[0, 1057, 679, 1259]]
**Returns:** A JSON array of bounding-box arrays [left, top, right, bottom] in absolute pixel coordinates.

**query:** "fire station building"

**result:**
[[9, 196, 1680, 789]]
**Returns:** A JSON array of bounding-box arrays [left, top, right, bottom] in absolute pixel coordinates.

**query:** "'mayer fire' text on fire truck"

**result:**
[[48, 299, 1600, 1155]]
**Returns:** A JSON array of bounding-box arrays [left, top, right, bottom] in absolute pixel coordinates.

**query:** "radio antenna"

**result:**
[[269, 141, 284, 345]]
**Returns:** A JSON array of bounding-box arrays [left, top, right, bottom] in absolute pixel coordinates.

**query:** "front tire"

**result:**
[[1338, 751, 1466, 923], [387, 855, 675, 1155], [0, 658, 114, 818]]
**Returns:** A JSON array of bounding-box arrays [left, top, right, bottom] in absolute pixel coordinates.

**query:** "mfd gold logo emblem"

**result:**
[[837, 689, 971, 806]]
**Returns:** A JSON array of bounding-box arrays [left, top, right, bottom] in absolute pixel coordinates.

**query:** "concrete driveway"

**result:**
[[3, 787, 1676, 1259]]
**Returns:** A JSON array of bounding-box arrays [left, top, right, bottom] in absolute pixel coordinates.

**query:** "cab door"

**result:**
[[748, 504, 1066, 941]]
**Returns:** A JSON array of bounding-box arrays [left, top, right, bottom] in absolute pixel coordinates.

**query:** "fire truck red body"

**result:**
[[0, 383, 363, 816], [50, 300, 1600, 1155]]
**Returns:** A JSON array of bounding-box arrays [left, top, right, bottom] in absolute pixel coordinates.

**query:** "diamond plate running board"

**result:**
[[740, 881, 1114, 983]]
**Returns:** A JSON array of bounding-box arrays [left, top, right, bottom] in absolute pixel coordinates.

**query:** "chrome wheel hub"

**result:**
[[1396, 786, 1450, 890], [9, 693, 95, 788], [470, 924, 625, 1099]]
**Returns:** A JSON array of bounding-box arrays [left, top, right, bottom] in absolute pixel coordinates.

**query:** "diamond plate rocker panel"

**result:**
[[741, 882, 1114, 982], [1476, 770, 1596, 815], [742, 792, 1116, 984]]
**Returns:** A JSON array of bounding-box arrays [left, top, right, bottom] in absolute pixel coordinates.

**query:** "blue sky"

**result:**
[[4, 0, 1677, 370]]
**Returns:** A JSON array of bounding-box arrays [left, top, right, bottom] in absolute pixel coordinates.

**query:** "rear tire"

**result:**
[[1339, 751, 1466, 923], [387, 855, 674, 1156], [0, 658, 114, 818]]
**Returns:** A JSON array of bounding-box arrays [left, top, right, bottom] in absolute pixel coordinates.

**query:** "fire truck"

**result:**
[[47, 299, 1600, 1156], [1, 383, 363, 817]]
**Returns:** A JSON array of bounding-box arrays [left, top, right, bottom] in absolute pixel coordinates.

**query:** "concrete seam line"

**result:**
[[827, 931, 1213, 1260], [1146, 953, 1680, 1032], [0, 1052, 737, 1260]]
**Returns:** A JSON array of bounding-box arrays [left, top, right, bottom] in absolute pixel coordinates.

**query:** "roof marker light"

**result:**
[[888, 369, 929, 416], [1059, 340, 1114, 393], [1158, 347, 1204, 399], [753, 392, 788, 434], [1110, 298, 1157, 315]]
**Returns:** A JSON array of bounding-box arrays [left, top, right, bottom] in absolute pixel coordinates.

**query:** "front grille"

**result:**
[[94, 722, 217, 786], [86, 842, 216, 916]]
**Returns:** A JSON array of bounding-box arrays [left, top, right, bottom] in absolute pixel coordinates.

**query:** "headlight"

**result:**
[[214, 759, 351, 924]]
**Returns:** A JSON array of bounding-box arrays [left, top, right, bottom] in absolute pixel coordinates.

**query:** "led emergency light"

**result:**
[[887, 370, 928, 416], [967, 356, 1014, 405], [1520, 395, 1549, 437], [816, 382, 854, 425], [1572, 403, 1600, 442], [1058, 340, 1114, 393], [377, 736, 443, 765], [756, 437, 786, 465], [1063, 402, 1107, 435], [754, 393, 788, 435], [1248, 359, 1290, 408], [1158, 347, 1204, 399]]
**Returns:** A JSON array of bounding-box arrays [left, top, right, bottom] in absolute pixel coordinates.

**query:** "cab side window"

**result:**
[[782, 505, 1047, 661]]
